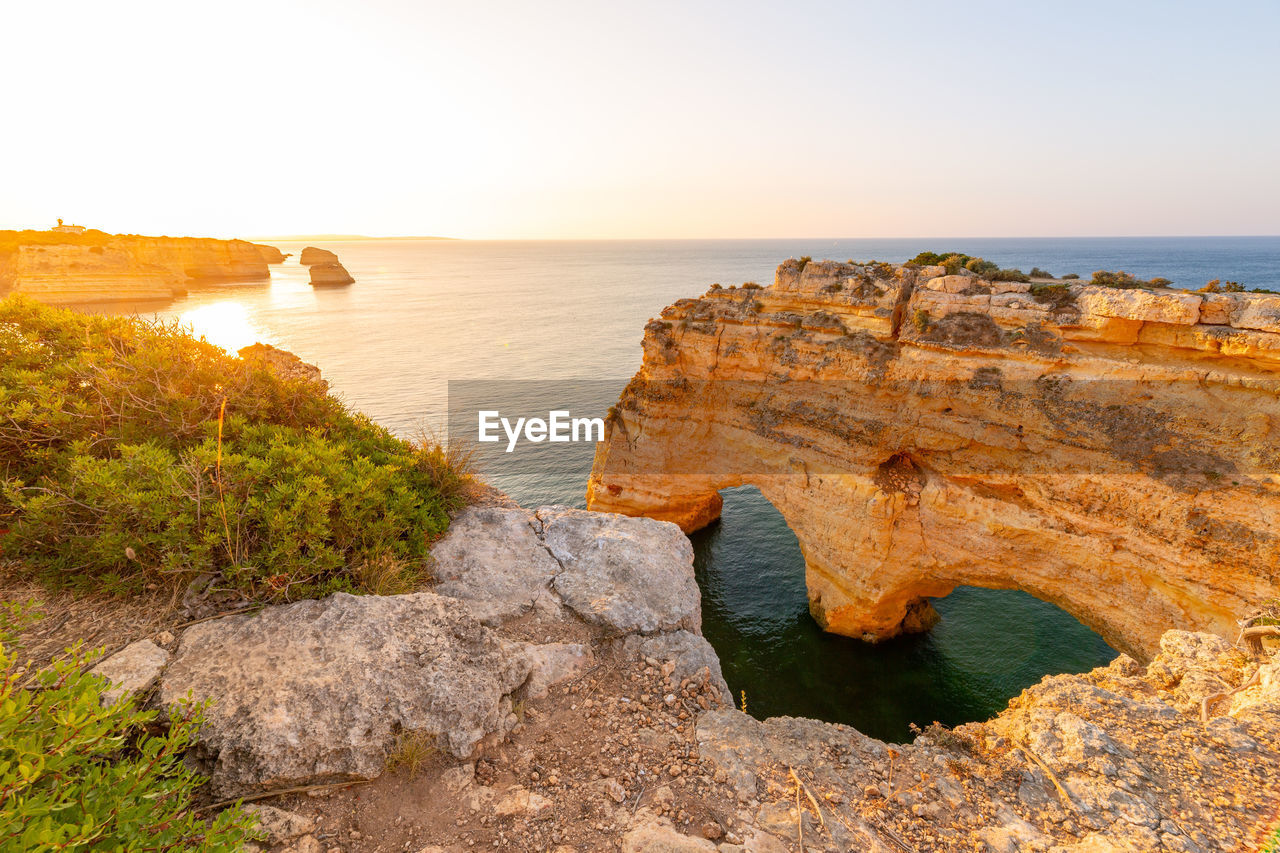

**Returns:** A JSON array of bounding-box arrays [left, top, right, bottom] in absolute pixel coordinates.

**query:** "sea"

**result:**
[[102, 235, 1278, 742]]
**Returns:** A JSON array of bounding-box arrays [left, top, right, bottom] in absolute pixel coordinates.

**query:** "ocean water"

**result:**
[[114, 235, 1278, 741]]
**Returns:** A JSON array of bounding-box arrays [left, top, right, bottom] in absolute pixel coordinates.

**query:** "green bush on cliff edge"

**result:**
[[0, 297, 469, 601]]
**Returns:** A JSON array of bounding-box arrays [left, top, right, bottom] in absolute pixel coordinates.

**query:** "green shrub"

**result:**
[[907, 252, 1029, 283], [1090, 270, 1169, 289], [1030, 283, 1077, 311], [741, 282, 762, 290], [1201, 279, 1246, 293], [0, 618, 256, 851], [964, 258, 999, 276], [1029, 267, 1053, 279], [796, 256, 812, 271], [0, 297, 468, 600], [1062, 273, 1080, 280]]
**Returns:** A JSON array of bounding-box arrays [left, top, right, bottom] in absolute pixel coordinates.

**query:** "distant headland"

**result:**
[[248, 233, 457, 242], [0, 226, 285, 305]]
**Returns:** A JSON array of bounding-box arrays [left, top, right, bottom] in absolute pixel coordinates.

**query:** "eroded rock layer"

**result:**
[[0, 231, 278, 304], [587, 260, 1280, 658]]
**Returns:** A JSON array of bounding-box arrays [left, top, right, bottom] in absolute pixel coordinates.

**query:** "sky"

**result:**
[[3, 0, 1278, 240]]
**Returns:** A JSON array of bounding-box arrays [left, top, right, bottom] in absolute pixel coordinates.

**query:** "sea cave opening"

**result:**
[[688, 484, 1118, 742]]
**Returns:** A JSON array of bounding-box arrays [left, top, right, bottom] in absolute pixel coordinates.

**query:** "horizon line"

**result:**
[[247, 233, 1280, 243]]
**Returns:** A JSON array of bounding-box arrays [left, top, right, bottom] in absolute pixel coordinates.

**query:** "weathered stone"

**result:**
[[1074, 286, 1201, 325], [923, 274, 975, 294], [493, 785, 553, 818], [280, 836, 323, 853], [243, 804, 315, 845], [1229, 293, 1280, 334], [539, 505, 701, 634], [89, 639, 169, 706], [431, 505, 560, 625], [621, 820, 718, 852], [991, 280, 1032, 294], [622, 631, 730, 702], [524, 642, 594, 699], [158, 592, 530, 796], [1198, 293, 1239, 325]]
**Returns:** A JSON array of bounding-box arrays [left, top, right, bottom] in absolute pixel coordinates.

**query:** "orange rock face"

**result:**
[[587, 260, 1280, 659], [0, 232, 275, 304]]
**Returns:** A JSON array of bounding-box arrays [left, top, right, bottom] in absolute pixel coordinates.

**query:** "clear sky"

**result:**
[[4, 0, 1277, 239]]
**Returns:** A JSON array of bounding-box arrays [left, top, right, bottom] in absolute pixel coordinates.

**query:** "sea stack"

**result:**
[[300, 246, 339, 265], [309, 261, 355, 286]]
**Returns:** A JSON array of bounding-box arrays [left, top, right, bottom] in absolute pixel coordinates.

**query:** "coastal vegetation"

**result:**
[[907, 251, 1030, 282], [1090, 270, 1172, 289], [0, 297, 471, 602], [0, 605, 256, 850], [1199, 279, 1245, 293]]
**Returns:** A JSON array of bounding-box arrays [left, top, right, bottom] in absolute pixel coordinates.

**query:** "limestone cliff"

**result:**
[[587, 260, 1280, 659], [0, 230, 280, 304]]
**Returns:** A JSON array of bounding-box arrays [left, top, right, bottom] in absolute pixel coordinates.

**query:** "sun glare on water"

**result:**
[[178, 302, 263, 354]]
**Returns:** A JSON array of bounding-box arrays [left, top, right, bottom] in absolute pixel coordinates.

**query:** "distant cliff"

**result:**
[[0, 230, 282, 304], [587, 259, 1280, 660]]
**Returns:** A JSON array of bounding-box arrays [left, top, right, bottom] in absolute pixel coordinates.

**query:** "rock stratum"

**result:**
[[0, 229, 282, 304], [586, 260, 1280, 659]]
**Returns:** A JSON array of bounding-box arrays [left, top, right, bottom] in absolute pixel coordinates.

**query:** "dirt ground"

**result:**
[[265, 642, 750, 853]]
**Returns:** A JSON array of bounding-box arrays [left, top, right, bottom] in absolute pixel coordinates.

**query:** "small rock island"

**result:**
[[301, 245, 355, 286]]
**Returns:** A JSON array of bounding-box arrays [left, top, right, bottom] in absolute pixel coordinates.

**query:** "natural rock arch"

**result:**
[[587, 259, 1280, 661]]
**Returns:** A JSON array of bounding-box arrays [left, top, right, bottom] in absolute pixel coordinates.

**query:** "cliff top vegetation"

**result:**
[[0, 297, 472, 602]]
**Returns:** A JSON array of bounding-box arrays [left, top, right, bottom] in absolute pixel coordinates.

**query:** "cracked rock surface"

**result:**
[[158, 592, 530, 796]]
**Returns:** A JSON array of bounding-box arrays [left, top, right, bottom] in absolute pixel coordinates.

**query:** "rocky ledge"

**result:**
[[0, 230, 282, 304], [87, 497, 1279, 852], [586, 260, 1280, 659]]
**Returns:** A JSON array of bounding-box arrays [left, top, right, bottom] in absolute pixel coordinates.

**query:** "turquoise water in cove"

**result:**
[[121, 235, 1279, 741]]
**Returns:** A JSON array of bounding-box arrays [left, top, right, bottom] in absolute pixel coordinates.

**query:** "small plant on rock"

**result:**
[[386, 730, 439, 775], [0, 616, 256, 851]]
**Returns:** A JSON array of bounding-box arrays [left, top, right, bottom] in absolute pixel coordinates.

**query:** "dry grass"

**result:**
[[354, 552, 430, 596], [411, 428, 483, 507], [0, 564, 179, 670], [385, 730, 439, 775]]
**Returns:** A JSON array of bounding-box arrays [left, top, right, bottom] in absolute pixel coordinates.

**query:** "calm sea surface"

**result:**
[[117, 236, 1277, 741]]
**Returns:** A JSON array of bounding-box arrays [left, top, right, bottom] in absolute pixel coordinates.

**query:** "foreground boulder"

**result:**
[[431, 504, 703, 635], [308, 261, 354, 286], [431, 505, 561, 625], [158, 592, 530, 796], [538, 504, 701, 634]]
